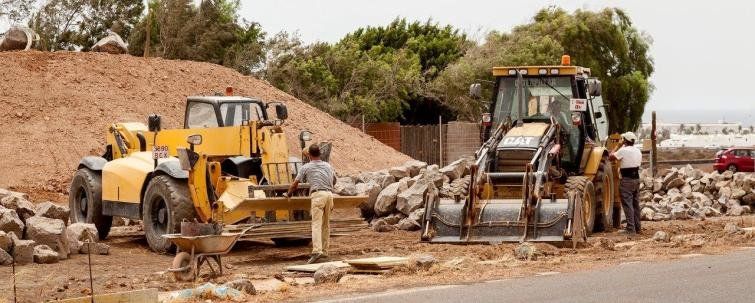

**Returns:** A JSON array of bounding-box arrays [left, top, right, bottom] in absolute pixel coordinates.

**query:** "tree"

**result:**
[[433, 7, 654, 132], [695, 123, 701, 134], [1, 0, 37, 24], [29, 0, 89, 51]]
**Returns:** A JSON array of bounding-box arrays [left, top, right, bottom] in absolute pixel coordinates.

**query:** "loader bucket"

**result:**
[[422, 198, 574, 244]]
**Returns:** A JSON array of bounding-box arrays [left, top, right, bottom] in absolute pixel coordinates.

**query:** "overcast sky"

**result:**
[[3, 0, 753, 113]]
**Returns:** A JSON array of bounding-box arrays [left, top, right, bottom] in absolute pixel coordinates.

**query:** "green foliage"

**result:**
[[0, 0, 37, 23], [29, 0, 144, 51], [433, 7, 654, 132], [127, 0, 265, 75]]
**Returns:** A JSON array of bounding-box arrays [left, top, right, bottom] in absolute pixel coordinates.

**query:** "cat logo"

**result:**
[[501, 136, 538, 147]]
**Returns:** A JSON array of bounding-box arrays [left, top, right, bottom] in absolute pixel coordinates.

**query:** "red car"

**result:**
[[714, 147, 755, 173]]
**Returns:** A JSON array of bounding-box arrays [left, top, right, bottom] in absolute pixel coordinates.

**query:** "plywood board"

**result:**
[[285, 261, 351, 273]]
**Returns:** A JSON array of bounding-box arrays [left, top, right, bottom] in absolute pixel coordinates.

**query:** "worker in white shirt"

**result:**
[[609, 132, 643, 235]]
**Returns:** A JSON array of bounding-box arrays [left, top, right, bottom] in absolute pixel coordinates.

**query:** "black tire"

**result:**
[[171, 252, 195, 282], [566, 176, 597, 235], [727, 164, 738, 172], [69, 168, 112, 240], [593, 157, 614, 232], [143, 175, 197, 253]]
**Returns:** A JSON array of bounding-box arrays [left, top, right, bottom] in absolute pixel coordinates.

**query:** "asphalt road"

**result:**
[[318, 248, 755, 303]]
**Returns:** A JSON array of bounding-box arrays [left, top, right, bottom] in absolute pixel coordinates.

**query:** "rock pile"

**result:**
[[0, 188, 109, 266], [639, 166, 754, 221], [337, 158, 473, 232]]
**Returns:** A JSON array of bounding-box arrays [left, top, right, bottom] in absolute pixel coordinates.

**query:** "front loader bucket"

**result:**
[[422, 198, 572, 244]]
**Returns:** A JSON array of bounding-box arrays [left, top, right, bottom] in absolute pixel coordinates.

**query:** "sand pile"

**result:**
[[0, 51, 411, 198]]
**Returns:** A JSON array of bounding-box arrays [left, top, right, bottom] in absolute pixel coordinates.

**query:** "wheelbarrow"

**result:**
[[164, 227, 253, 281]]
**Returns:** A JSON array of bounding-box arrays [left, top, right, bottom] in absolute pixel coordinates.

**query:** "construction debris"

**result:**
[[345, 256, 409, 270], [639, 166, 754, 221], [0, 26, 38, 51]]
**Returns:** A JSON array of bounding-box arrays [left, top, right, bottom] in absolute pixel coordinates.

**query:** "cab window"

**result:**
[[186, 102, 218, 128], [219, 102, 264, 126]]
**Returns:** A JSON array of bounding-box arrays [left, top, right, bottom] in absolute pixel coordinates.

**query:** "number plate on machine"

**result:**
[[152, 146, 169, 159], [570, 98, 587, 111]]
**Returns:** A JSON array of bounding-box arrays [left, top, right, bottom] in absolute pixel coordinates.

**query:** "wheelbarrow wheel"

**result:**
[[171, 252, 195, 282]]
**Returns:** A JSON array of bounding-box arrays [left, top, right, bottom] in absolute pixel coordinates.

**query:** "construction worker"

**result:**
[[285, 143, 336, 264], [610, 132, 642, 234]]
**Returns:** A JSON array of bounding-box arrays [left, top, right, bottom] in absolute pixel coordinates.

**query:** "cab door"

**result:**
[[741, 149, 755, 172], [590, 96, 609, 143]]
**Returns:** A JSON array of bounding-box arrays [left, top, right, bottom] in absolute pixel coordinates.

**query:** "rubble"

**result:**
[[25, 216, 69, 259], [313, 264, 348, 284], [34, 244, 59, 264], [0, 230, 11, 252], [79, 242, 110, 255], [0, 248, 12, 265], [639, 166, 754, 221], [10, 232, 35, 265], [66, 223, 99, 254], [36, 202, 70, 225], [0, 207, 24, 236], [1, 194, 36, 222]]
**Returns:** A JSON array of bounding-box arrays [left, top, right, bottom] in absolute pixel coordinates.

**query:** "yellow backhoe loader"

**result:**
[[421, 56, 621, 246], [69, 88, 365, 253]]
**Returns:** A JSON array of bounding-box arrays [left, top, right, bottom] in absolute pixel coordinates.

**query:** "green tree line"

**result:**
[[5, 2, 653, 132]]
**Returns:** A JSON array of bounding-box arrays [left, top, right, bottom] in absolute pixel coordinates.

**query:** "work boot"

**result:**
[[307, 253, 325, 264]]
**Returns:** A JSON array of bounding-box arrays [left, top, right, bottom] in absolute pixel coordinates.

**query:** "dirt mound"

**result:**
[[0, 51, 411, 198]]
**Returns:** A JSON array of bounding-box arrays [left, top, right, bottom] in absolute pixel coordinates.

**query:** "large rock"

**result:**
[[403, 160, 428, 177], [0, 195, 36, 222], [640, 207, 656, 221], [396, 217, 421, 231], [664, 178, 686, 190], [66, 223, 99, 254], [0, 188, 28, 201], [661, 170, 680, 189], [0, 207, 24, 236], [374, 179, 408, 216], [439, 158, 468, 181], [0, 230, 11, 252], [36, 202, 70, 225], [652, 231, 670, 242], [355, 181, 382, 219], [25, 216, 69, 259], [91, 32, 128, 54], [334, 177, 358, 196], [10, 233, 34, 265], [396, 180, 430, 215], [0, 248, 12, 265], [33, 244, 59, 264], [79, 242, 110, 255], [314, 264, 348, 284], [388, 166, 410, 179], [222, 279, 256, 295], [370, 218, 397, 232]]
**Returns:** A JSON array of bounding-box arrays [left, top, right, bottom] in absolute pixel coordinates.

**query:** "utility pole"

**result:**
[[144, 7, 151, 57], [651, 111, 658, 177]]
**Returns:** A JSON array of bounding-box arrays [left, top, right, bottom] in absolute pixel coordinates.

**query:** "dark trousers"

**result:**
[[620, 178, 641, 232]]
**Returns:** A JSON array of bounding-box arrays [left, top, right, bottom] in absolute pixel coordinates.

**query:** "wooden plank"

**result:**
[[286, 261, 351, 273], [348, 268, 393, 275], [345, 256, 409, 268], [55, 289, 158, 303]]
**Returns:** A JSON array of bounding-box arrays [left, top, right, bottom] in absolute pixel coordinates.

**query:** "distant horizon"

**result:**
[[641, 109, 755, 126]]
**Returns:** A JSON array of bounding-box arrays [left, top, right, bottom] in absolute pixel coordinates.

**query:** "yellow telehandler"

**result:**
[[69, 88, 365, 253], [421, 56, 621, 246]]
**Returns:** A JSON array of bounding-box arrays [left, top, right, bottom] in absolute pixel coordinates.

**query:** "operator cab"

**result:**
[[478, 56, 609, 172], [184, 96, 268, 129]]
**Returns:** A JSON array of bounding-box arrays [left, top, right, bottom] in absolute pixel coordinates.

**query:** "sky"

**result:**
[[3, 0, 754, 116]]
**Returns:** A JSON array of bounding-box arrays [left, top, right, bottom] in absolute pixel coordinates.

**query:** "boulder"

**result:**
[[355, 182, 382, 219], [370, 219, 397, 232], [661, 171, 680, 189], [334, 177, 357, 196], [375, 174, 396, 189], [25, 216, 69, 259], [91, 32, 128, 54], [0, 188, 28, 200], [222, 279, 256, 295], [0, 26, 37, 51], [0, 248, 12, 265], [388, 166, 410, 179], [396, 217, 421, 231], [0, 207, 24, 236], [403, 160, 428, 177], [382, 213, 405, 225], [514, 242, 538, 261], [35, 202, 70, 225], [414, 254, 437, 270], [0, 195, 36, 222], [313, 264, 348, 284], [731, 188, 747, 200], [396, 180, 430, 215], [66, 223, 99, 254], [79, 242, 110, 255], [664, 178, 686, 190], [724, 223, 741, 235], [10, 233, 34, 265], [652, 231, 670, 242], [374, 179, 408, 216], [439, 158, 468, 181], [0, 230, 11, 252], [640, 207, 656, 221], [670, 205, 688, 220], [33, 244, 59, 264]]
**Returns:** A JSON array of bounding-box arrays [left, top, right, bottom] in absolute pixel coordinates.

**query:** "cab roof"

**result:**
[[186, 96, 263, 104], [492, 65, 591, 77]]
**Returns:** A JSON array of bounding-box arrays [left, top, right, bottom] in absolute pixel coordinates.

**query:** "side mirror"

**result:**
[[588, 79, 602, 97], [469, 83, 482, 99], [275, 104, 288, 120], [148, 114, 162, 132], [187, 134, 203, 146]]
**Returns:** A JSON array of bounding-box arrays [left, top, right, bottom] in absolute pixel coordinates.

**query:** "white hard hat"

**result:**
[[621, 132, 637, 142]]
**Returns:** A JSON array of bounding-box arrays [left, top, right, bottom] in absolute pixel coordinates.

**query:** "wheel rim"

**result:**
[[728, 165, 737, 172], [582, 185, 594, 229], [75, 187, 88, 222], [150, 197, 168, 235], [601, 174, 611, 220]]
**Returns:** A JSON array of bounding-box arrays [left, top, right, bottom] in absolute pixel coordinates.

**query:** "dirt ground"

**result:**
[[1, 215, 752, 303], [0, 51, 411, 201]]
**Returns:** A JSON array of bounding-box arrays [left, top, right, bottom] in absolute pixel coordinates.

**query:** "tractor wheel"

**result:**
[[143, 175, 197, 254], [566, 176, 597, 235], [69, 168, 112, 240], [593, 157, 615, 232]]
